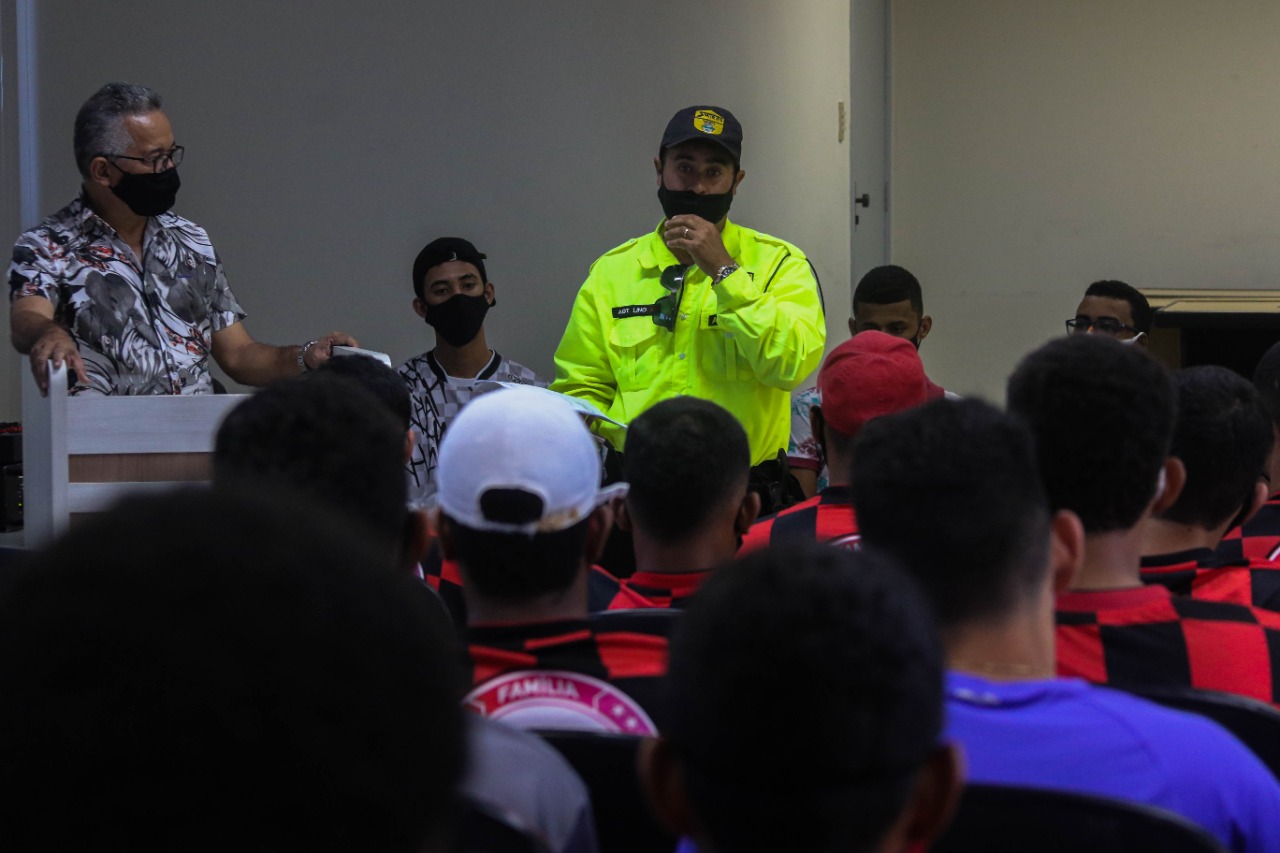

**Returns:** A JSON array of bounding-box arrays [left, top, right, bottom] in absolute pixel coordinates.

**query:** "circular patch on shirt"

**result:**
[[464, 670, 657, 735]]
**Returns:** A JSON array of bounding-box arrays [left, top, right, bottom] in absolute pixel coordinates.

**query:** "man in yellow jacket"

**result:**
[[552, 105, 826, 496]]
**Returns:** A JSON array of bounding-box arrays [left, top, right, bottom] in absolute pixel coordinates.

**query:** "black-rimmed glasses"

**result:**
[[1065, 316, 1140, 338], [653, 264, 690, 331], [106, 145, 185, 173]]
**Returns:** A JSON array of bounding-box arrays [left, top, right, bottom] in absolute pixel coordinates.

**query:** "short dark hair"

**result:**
[[447, 515, 590, 603], [666, 543, 944, 853], [315, 354, 411, 431], [853, 265, 923, 316], [852, 398, 1051, 631], [73, 82, 164, 177], [0, 487, 465, 851], [1007, 335, 1175, 534], [1084, 279, 1153, 333], [213, 373, 408, 557], [1161, 366, 1273, 530], [1252, 341, 1280, 430], [623, 397, 749, 544]]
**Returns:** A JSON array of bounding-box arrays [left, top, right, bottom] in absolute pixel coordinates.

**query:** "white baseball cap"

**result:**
[[436, 386, 627, 535]]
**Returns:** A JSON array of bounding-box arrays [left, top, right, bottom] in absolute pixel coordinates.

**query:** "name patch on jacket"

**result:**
[[612, 304, 659, 319]]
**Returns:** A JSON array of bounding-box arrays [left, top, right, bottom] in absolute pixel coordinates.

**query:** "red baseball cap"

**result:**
[[817, 331, 929, 435]]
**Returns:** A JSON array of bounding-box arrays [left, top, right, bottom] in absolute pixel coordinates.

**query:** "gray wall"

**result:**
[[1, 0, 851, 418], [892, 0, 1280, 402]]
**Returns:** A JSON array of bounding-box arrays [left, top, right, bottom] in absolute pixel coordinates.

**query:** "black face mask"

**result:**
[[111, 167, 181, 217], [425, 292, 490, 347], [657, 183, 734, 224]]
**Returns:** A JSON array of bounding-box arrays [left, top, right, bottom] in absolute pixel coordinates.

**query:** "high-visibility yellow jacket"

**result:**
[[551, 220, 826, 464]]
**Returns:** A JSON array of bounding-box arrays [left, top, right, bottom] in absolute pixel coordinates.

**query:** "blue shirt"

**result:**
[[947, 671, 1280, 853]]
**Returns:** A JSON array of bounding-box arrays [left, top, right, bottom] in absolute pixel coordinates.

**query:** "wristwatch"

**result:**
[[298, 339, 319, 373], [713, 263, 740, 285]]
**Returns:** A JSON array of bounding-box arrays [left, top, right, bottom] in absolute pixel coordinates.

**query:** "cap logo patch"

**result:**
[[694, 109, 725, 136]]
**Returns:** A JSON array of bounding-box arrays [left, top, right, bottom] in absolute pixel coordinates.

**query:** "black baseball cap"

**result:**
[[659, 106, 743, 164], [412, 237, 488, 296]]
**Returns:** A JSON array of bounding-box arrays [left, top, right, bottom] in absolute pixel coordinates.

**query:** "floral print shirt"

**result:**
[[8, 194, 245, 395]]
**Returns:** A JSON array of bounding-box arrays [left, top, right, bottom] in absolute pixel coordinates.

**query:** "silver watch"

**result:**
[[713, 263, 740, 284], [298, 339, 319, 373]]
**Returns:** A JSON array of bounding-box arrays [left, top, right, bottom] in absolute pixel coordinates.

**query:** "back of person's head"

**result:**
[[623, 396, 749, 544], [316, 353, 411, 431], [213, 373, 409, 559], [436, 386, 624, 604], [1253, 341, 1280, 430], [0, 487, 465, 852], [1160, 366, 1273, 530], [650, 543, 956, 853], [1084, 279, 1153, 333], [852, 398, 1051, 633], [854, 265, 924, 315], [1007, 335, 1175, 534], [817, 331, 930, 460]]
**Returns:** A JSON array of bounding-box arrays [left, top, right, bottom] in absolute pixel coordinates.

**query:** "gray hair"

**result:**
[[73, 82, 164, 177]]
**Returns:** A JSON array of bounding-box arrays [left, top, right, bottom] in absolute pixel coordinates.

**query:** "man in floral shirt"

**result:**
[[8, 82, 353, 395]]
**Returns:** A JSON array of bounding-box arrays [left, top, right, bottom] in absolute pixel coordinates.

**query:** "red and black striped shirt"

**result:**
[[1141, 547, 1280, 612], [618, 570, 711, 609], [739, 485, 859, 553], [1056, 584, 1280, 707], [1218, 497, 1280, 563], [464, 611, 675, 723]]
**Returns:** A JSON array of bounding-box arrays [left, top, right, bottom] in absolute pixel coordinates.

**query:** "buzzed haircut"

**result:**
[[315, 353, 412, 431], [666, 543, 944, 853], [623, 396, 750, 544], [1161, 366, 1273, 530], [73, 82, 163, 177], [1084, 279, 1153, 333], [213, 373, 408, 556], [1252, 341, 1280, 430], [446, 515, 590, 602], [0, 487, 465, 852], [1007, 335, 1175, 534], [853, 398, 1051, 632], [853, 264, 923, 316]]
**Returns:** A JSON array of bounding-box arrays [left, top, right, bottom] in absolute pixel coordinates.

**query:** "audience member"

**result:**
[[0, 488, 464, 852], [789, 264, 948, 496], [643, 543, 960, 853], [1007, 335, 1280, 706], [1140, 366, 1280, 610], [742, 331, 928, 551], [400, 236, 543, 509], [552, 105, 825, 513], [435, 385, 670, 731], [1219, 340, 1280, 562], [854, 397, 1280, 853], [1065, 279, 1151, 347], [605, 396, 757, 607]]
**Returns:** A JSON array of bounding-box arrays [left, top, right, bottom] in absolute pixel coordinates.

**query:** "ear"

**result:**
[[87, 155, 114, 187], [434, 510, 458, 560], [412, 297, 428, 319], [616, 500, 633, 533], [879, 744, 964, 853], [731, 168, 746, 194], [484, 280, 496, 306], [1048, 509, 1085, 595], [1240, 480, 1271, 529], [399, 509, 433, 575], [654, 155, 664, 184], [639, 737, 701, 839], [847, 315, 858, 337], [735, 490, 762, 535], [1151, 457, 1187, 516], [584, 503, 615, 564], [917, 315, 933, 342]]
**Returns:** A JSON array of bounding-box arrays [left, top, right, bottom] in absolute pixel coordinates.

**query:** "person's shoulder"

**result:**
[[730, 221, 808, 258], [585, 230, 658, 276], [492, 355, 545, 387]]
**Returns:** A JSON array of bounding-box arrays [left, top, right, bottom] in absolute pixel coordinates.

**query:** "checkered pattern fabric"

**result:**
[[619, 570, 711, 609], [1141, 547, 1280, 612], [739, 485, 859, 553], [1056, 584, 1280, 707], [1218, 497, 1280, 563]]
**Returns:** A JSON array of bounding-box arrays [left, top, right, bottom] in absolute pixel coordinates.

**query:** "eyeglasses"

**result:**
[[105, 145, 185, 173], [653, 264, 690, 331], [1065, 316, 1141, 338]]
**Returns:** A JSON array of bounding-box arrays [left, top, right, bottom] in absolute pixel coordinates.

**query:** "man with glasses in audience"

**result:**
[[552, 105, 826, 513], [8, 82, 353, 395], [1065, 279, 1152, 347]]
